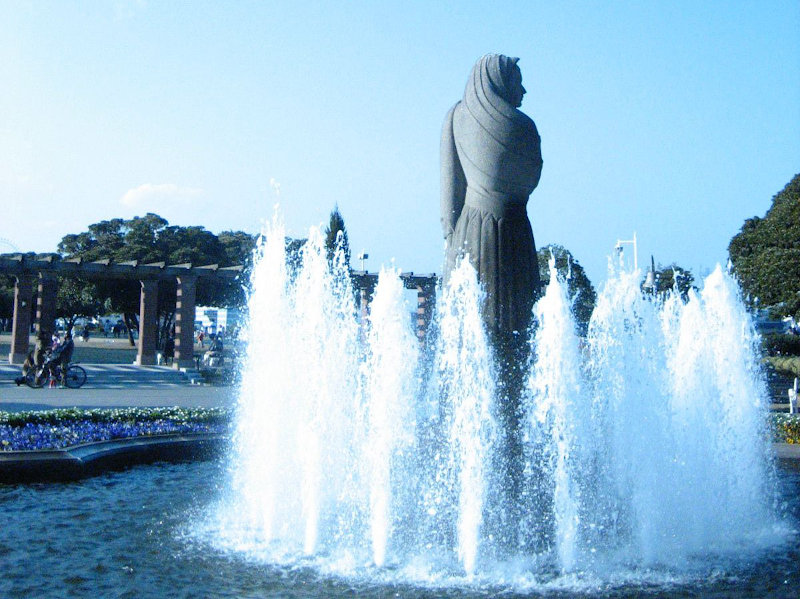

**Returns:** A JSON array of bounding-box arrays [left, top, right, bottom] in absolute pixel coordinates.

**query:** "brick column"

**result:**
[[8, 275, 35, 364], [136, 280, 159, 366], [416, 283, 436, 342], [173, 275, 197, 369], [359, 288, 371, 323], [36, 271, 57, 338]]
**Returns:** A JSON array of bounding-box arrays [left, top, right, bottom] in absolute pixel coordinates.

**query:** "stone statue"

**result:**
[[441, 54, 543, 546], [441, 53, 543, 338]]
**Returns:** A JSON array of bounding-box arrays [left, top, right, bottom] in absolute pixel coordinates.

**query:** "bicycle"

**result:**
[[24, 361, 87, 389]]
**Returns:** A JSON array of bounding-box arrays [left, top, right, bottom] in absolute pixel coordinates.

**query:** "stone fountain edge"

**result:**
[[0, 432, 228, 483]]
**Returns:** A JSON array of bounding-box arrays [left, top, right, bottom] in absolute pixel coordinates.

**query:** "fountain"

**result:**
[[202, 213, 789, 593], [0, 214, 796, 597], [0, 50, 796, 599], [191, 54, 794, 595]]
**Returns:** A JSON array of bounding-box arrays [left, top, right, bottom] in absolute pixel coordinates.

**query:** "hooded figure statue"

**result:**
[[441, 53, 543, 337], [441, 54, 543, 544]]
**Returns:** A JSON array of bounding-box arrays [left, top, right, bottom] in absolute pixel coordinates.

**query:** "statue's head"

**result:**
[[505, 59, 526, 108], [480, 54, 526, 108]]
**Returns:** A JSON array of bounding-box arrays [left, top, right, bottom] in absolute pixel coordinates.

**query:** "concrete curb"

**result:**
[[2, 438, 797, 484], [774, 442, 800, 461], [0, 433, 227, 483]]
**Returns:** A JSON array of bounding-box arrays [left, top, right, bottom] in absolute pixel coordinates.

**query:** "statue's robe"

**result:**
[[441, 55, 544, 543], [441, 54, 543, 337]]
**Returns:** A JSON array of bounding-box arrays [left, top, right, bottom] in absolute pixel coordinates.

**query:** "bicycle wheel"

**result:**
[[63, 365, 87, 389], [24, 368, 46, 389]]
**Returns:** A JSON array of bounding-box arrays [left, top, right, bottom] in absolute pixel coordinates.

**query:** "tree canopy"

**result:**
[[324, 205, 351, 267], [537, 244, 597, 335], [729, 174, 800, 318], [57, 213, 252, 267], [0, 274, 16, 328], [642, 261, 696, 302], [56, 277, 105, 331], [56, 214, 256, 344]]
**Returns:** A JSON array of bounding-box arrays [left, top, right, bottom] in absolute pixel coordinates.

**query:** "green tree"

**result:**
[[58, 214, 254, 346], [285, 237, 308, 276], [56, 277, 105, 332], [0, 274, 15, 331], [537, 244, 597, 335], [219, 230, 258, 268], [200, 230, 258, 315], [643, 262, 696, 302], [729, 174, 800, 319], [324, 205, 351, 268]]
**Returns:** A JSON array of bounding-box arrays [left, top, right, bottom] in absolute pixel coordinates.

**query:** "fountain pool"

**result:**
[[0, 455, 798, 597], [210, 216, 794, 595], [2, 214, 798, 598]]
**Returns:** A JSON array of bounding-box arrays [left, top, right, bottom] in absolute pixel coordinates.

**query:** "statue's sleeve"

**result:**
[[440, 103, 466, 241]]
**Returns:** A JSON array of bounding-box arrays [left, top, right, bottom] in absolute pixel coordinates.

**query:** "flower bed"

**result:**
[[0, 407, 232, 452], [2, 407, 798, 451], [773, 413, 800, 444]]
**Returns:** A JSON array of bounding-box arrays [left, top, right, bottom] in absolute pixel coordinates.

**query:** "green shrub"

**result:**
[[762, 333, 800, 356], [0, 406, 232, 428], [765, 356, 800, 377]]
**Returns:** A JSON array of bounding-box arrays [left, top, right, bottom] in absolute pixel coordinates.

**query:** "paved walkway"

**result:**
[[0, 363, 237, 412], [0, 363, 194, 389]]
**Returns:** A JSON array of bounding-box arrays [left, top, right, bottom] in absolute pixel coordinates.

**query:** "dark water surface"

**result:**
[[1, 460, 799, 598]]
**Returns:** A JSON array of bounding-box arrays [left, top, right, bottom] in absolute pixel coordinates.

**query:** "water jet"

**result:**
[[204, 214, 787, 593]]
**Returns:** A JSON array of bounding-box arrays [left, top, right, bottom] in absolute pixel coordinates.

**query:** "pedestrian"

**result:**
[[49, 331, 75, 385], [163, 336, 175, 365], [14, 351, 36, 386]]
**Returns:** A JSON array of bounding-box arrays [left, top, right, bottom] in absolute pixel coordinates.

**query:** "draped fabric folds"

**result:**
[[441, 54, 543, 336]]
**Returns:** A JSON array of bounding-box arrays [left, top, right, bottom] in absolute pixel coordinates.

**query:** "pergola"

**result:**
[[351, 270, 438, 342], [1, 254, 439, 369], [0, 254, 242, 368]]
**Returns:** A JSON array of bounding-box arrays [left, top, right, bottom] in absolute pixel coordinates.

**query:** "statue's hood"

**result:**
[[453, 54, 542, 198]]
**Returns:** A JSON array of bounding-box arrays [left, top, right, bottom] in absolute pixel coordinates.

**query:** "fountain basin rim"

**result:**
[[0, 432, 227, 483], [773, 442, 800, 461], [2, 437, 795, 482]]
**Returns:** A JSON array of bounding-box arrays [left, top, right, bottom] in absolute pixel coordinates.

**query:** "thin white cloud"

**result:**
[[113, 0, 147, 21], [120, 183, 203, 208], [269, 178, 281, 197]]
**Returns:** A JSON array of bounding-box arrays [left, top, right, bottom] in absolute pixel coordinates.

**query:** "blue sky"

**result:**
[[1, 1, 798, 286]]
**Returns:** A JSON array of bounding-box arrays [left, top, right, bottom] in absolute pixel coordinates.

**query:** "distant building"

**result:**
[[753, 309, 790, 335], [195, 306, 242, 337]]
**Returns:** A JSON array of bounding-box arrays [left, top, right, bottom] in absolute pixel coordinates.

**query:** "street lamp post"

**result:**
[[358, 251, 369, 271], [614, 232, 638, 271]]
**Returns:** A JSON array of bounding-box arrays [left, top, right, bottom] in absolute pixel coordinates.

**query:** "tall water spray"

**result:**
[[580, 264, 775, 566], [524, 256, 585, 572], [361, 267, 419, 566], [225, 217, 363, 558], [213, 215, 781, 591], [434, 259, 497, 575]]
